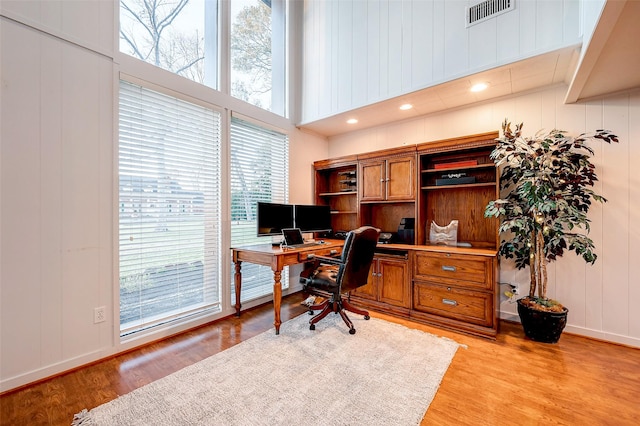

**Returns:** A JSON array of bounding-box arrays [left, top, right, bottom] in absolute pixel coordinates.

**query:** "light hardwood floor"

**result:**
[[1, 294, 638, 425]]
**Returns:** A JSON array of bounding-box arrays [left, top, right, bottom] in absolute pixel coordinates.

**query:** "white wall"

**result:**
[[1, 1, 117, 392], [326, 84, 640, 348], [0, 1, 327, 392], [301, 0, 581, 124]]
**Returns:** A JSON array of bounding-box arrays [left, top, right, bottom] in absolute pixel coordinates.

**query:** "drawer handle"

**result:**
[[306, 254, 315, 259], [442, 298, 458, 306], [442, 265, 456, 272], [330, 250, 338, 255]]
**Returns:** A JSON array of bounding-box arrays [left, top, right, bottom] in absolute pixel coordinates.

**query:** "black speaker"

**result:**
[[397, 217, 415, 244]]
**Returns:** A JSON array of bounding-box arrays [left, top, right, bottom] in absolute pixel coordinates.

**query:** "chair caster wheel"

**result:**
[[310, 324, 315, 330], [308, 310, 314, 315], [364, 315, 370, 320], [349, 328, 356, 335]]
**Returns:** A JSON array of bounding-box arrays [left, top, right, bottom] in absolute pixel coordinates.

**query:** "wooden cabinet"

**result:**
[[352, 249, 411, 311], [411, 249, 498, 338], [357, 146, 417, 243], [314, 156, 359, 234], [314, 132, 500, 339], [359, 150, 415, 202], [416, 132, 499, 249]]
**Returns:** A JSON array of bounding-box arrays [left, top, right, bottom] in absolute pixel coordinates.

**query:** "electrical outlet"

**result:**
[[94, 306, 106, 323], [511, 284, 519, 295]]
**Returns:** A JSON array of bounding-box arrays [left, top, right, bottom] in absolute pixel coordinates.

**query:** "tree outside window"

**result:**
[[119, 0, 286, 116]]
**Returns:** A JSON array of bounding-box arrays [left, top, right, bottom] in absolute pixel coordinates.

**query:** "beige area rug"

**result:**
[[73, 313, 462, 425]]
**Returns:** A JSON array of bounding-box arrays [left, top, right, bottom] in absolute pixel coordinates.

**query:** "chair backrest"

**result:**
[[336, 226, 380, 293]]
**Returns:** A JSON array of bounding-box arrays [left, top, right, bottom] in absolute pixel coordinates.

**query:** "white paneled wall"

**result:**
[[0, 16, 115, 390], [302, 0, 582, 124], [327, 85, 640, 348], [0, 0, 114, 56]]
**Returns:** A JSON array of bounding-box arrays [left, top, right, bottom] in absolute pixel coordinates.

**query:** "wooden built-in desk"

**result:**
[[231, 239, 344, 334]]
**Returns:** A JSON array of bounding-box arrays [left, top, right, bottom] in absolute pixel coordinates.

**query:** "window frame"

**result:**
[[116, 79, 224, 339], [229, 113, 290, 304], [114, 0, 300, 350]]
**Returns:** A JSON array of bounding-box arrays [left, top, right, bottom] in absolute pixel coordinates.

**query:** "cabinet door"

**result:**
[[386, 156, 415, 201], [359, 160, 386, 201], [378, 257, 411, 308], [351, 259, 379, 300]]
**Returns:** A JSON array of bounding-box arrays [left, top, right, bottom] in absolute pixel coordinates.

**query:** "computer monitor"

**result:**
[[294, 204, 332, 233], [256, 202, 294, 236]]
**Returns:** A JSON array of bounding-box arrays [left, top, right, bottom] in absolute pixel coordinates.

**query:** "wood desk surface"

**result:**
[[231, 239, 344, 270]]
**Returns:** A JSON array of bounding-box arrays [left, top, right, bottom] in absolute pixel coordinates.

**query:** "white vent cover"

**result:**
[[466, 0, 515, 27]]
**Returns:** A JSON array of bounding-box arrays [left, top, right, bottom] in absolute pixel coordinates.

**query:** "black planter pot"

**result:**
[[517, 298, 568, 343]]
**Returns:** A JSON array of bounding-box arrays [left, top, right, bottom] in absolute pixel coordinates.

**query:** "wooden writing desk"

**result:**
[[231, 239, 344, 334]]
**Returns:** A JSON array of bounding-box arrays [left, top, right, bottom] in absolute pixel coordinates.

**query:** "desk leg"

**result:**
[[273, 270, 282, 334], [234, 261, 242, 317]]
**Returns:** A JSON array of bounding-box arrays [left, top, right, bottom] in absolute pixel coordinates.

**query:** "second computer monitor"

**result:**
[[294, 204, 332, 233]]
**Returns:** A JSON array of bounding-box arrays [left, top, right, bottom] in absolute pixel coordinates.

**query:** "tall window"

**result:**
[[119, 0, 287, 117], [119, 0, 218, 89], [119, 80, 221, 337], [230, 0, 286, 115], [230, 116, 289, 301]]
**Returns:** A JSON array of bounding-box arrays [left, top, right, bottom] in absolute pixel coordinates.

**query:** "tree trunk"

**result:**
[[537, 229, 546, 299], [529, 229, 537, 298]]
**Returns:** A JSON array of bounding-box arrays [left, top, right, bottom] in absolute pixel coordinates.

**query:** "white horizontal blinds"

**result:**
[[230, 116, 289, 302], [119, 80, 222, 337]]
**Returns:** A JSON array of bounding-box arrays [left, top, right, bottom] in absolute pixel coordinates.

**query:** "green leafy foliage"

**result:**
[[484, 120, 618, 301]]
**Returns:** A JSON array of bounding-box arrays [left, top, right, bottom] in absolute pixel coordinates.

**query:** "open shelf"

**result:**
[[416, 133, 499, 248], [421, 163, 495, 174], [314, 158, 359, 233], [421, 182, 497, 190], [318, 191, 357, 197]]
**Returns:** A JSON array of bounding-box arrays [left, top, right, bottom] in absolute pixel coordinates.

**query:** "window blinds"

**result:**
[[119, 80, 222, 336], [230, 116, 289, 302]]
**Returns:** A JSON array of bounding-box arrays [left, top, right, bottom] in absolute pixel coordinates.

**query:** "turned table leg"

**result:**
[[234, 261, 242, 316], [273, 270, 282, 334]]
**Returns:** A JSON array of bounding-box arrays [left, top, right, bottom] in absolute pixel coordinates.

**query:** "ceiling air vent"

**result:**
[[466, 0, 515, 27]]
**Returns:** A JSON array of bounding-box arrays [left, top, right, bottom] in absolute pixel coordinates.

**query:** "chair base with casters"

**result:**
[[299, 226, 379, 334], [305, 289, 370, 334]]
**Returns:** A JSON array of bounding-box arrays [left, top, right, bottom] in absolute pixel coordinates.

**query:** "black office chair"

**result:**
[[299, 226, 379, 334]]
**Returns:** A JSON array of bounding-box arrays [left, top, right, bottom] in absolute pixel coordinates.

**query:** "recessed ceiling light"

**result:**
[[399, 103, 413, 110], [346, 118, 358, 124], [470, 82, 489, 92]]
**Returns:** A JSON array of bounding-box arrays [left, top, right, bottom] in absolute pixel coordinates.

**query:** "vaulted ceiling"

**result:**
[[300, 0, 640, 138]]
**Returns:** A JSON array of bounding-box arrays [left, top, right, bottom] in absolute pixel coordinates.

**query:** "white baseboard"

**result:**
[[499, 309, 640, 349]]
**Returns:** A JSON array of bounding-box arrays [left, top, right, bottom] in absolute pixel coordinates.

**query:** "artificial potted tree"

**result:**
[[485, 120, 618, 343]]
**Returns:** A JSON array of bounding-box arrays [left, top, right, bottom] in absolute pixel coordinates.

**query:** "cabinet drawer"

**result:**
[[413, 281, 493, 327], [413, 251, 492, 290], [297, 247, 341, 262]]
